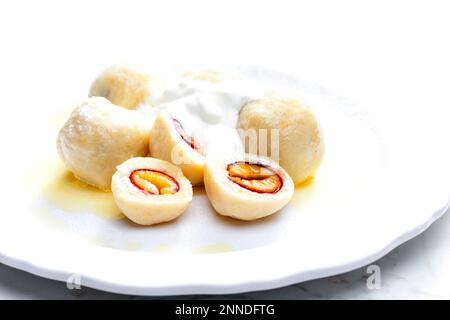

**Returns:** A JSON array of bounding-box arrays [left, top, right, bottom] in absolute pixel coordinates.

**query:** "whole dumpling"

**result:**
[[56, 97, 150, 190], [237, 96, 324, 184], [89, 64, 163, 109]]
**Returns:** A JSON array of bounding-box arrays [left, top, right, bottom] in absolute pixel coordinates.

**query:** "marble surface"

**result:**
[[0, 206, 448, 299]]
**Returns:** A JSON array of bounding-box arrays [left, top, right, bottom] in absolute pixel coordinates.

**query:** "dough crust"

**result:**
[[238, 96, 324, 184], [56, 97, 150, 190], [89, 64, 161, 109]]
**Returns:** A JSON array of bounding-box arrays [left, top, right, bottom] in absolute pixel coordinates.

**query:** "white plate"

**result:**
[[0, 65, 448, 296]]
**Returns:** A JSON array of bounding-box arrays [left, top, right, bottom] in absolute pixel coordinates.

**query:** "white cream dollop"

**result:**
[[142, 76, 266, 157]]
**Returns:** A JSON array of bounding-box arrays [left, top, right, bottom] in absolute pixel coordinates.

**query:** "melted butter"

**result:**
[[89, 236, 112, 248], [125, 242, 141, 251], [153, 244, 176, 253], [290, 176, 317, 209], [192, 243, 232, 254], [40, 160, 124, 220], [297, 176, 315, 188], [89, 237, 141, 251]]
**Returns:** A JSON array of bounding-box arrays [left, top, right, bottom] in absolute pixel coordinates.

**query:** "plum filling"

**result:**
[[130, 169, 179, 195], [227, 162, 283, 194], [172, 117, 202, 153]]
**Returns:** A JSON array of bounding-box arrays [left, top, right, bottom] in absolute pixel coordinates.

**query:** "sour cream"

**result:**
[[138, 75, 267, 156]]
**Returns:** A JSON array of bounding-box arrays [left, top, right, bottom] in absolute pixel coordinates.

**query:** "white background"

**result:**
[[0, 0, 449, 299]]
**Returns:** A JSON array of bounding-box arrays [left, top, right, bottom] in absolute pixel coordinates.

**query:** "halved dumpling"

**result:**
[[149, 111, 205, 186], [204, 154, 294, 221], [111, 157, 193, 225]]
